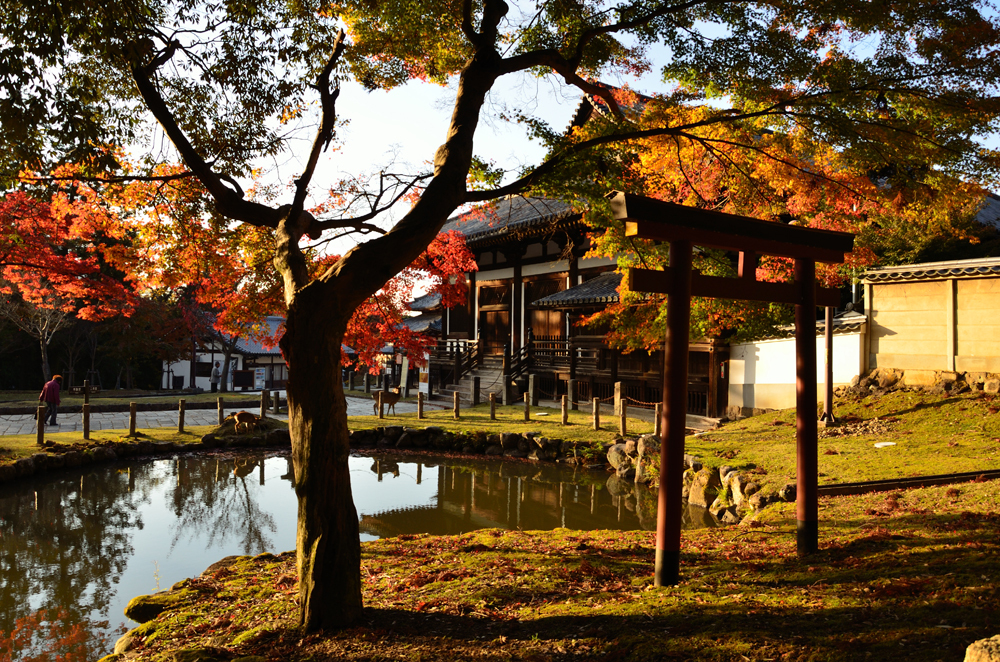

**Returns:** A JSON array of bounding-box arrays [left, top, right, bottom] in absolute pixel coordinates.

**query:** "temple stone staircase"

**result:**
[[433, 356, 507, 405]]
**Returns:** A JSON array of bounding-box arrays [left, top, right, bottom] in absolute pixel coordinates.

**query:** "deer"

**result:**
[[372, 387, 402, 416], [225, 410, 260, 434]]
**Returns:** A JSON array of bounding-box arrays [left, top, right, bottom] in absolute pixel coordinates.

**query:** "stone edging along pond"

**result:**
[[1, 423, 792, 525]]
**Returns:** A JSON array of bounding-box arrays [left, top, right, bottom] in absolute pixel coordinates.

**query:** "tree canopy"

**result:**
[[567, 100, 999, 349], [3, 0, 1000, 632]]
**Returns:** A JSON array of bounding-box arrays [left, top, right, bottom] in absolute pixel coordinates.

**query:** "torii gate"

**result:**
[[608, 192, 855, 586]]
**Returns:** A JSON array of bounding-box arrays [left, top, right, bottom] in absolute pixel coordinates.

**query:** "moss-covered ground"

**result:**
[[109, 478, 999, 662]]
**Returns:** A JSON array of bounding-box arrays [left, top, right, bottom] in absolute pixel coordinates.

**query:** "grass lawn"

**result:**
[[0, 426, 217, 459], [684, 389, 1000, 491], [351, 401, 657, 445], [112, 478, 1000, 662]]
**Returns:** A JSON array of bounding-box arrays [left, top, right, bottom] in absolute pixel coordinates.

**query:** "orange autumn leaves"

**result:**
[[577, 102, 989, 347]]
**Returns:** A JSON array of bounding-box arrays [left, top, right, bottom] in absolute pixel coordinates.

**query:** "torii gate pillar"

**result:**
[[794, 258, 819, 555], [608, 191, 854, 585], [654, 239, 692, 586]]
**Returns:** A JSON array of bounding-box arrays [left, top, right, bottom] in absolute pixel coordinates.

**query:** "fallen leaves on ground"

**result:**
[[110, 479, 1000, 662]]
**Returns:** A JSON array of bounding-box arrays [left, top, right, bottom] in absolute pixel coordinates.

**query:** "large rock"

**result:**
[[500, 432, 520, 451], [124, 589, 195, 623], [14, 456, 36, 478], [634, 437, 660, 485], [728, 474, 757, 506], [607, 444, 632, 471], [875, 368, 901, 389], [637, 434, 660, 457], [966, 635, 1000, 662], [683, 454, 702, 472], [778, 483, 797, 502], [687, 469, 721, 508]]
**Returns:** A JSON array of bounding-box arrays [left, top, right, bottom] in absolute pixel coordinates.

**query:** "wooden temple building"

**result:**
[[426, 195, 729, 418]]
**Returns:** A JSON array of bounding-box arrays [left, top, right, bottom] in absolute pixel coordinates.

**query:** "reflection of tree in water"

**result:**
[[166, 454, 278, 555], [0, 461, 167, 657]]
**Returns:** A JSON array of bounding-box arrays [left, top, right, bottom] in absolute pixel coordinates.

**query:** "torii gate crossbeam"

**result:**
[[607, 192, 855, 586]]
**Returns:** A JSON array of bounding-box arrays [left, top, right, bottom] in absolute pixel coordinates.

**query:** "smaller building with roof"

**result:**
[[862, 256, 1000, 385]]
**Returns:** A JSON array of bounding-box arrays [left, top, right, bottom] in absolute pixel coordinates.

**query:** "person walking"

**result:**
[[39, 374, 62, 427], [210, 361, 222, 393]]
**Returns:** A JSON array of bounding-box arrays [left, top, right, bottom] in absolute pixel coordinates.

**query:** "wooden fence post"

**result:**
[[592, 397, 600, 431], [453, 391, 460, 420], [654, 403, 662, 437], [259, 391, 268, 418], [273, 391, 280, 415], [529, 374, 538, 406], [619, 398, 627, 436], [129, 402, 137, 437], [524, 392, 530, 421], [217, 397, 225, 425], [36, 406, 45, 446], [417, 391, 424, 419], [178, 399, 186, 433], [561, 395, 568, 425], [614, 381, 622, 416], [82, 378, 91, 441], [377, 391, 384, 419], [489, 392, 496, 420]]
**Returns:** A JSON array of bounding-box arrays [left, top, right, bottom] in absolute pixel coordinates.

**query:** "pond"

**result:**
[[0, 450, 715, 657]]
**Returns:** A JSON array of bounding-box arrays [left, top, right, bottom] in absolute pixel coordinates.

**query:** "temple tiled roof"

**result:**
[[755, 310, 867, 341], [532, 271, 622, 308], [442, 196, 578, 247], [409, 292, 441, 311], [863, 256, 1000, 283], [401, 313, 442, 334], [976, 193, 1000, 229], [232, 316, 284, 356]]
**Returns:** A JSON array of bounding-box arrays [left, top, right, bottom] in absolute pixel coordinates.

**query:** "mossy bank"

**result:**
[[102, 479, 1000, 662]]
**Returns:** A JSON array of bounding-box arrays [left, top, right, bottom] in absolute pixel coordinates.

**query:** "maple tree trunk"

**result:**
[[39, 337, 52, 382], [281, 293, 362, 630]]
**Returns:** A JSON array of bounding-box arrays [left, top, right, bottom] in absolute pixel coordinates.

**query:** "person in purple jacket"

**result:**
[[39, 375, 62, 426]]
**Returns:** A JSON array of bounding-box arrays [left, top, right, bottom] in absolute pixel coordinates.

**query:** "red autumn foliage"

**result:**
[[0, 190, 131, 320]]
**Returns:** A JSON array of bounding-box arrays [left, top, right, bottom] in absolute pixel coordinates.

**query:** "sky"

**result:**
[[277, 52, 676, 253]]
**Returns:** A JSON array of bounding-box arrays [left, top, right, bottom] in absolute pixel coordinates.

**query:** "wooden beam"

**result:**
[[611, 192, 854, 263], [629, 267, 841, 307]]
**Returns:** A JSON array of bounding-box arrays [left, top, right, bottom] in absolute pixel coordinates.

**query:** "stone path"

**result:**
[[0, 395, 437, 437]]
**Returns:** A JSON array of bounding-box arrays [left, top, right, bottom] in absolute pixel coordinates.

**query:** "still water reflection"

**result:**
[[0, 451, 714, 656]]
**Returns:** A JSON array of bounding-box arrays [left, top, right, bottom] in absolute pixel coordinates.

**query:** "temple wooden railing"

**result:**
[[430, 338, 481, 387]]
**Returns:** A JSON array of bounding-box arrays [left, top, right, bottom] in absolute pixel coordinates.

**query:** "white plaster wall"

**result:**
[[728, 330, 865, 411], [161, 351, 243, 390]]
